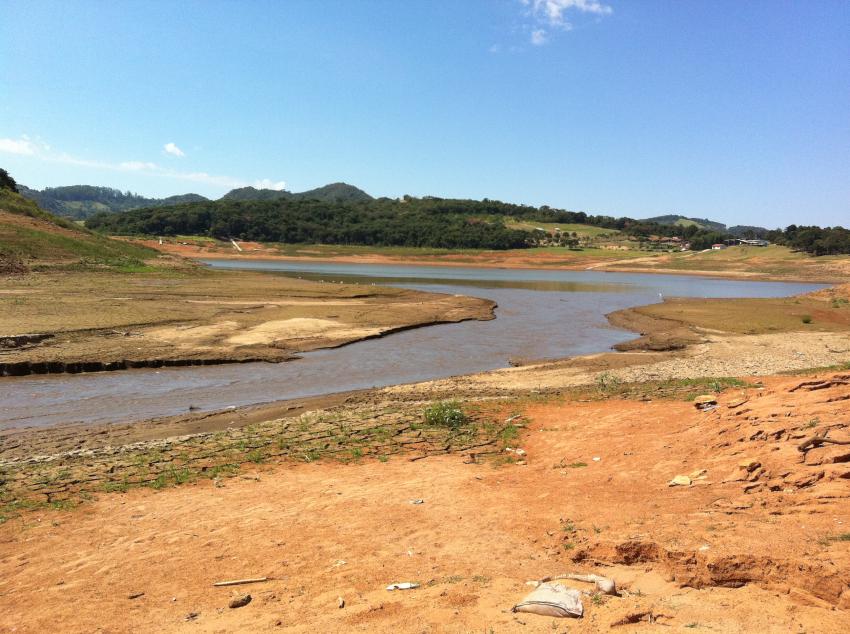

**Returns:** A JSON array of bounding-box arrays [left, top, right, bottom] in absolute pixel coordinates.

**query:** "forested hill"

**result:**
[[643, 214, 727, 232], [21, 181, 372, 219], [86, 197, 534, 249], [85, 196, 738, 251], [221, 182, 372, 203], [85, 193, 850, 255], [19, 186, 209, 220]]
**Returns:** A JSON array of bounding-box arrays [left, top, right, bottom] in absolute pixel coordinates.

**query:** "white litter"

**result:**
[[386, 582, 420, 591], [512, 582, 583, 618]]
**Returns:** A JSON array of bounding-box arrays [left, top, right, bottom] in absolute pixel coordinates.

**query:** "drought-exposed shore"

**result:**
[[137, 237, 850, 283], [3, 240, 850, 632], [0, 266, 494, 376]]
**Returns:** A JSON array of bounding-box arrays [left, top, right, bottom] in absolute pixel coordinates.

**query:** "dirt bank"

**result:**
[[0, 268, 494, 376], [2, 374, 850, 632], [139, 238, 850, 283]]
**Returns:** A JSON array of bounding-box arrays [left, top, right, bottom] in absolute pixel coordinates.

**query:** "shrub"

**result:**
[[423, 400, 469, 430], [801, 315, 813, 324]]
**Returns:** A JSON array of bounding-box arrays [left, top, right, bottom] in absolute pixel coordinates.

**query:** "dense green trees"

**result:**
[[85, 193, 850, 255], [87, 198, 533, 249], [0, 168, 18, 193], [775, 225, 850, 256]]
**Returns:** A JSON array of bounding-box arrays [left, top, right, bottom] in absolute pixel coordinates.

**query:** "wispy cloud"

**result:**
[[252, 178, 287, 191], [0, 135, 283, 192], [0, 136, 37, 155], [521, 0, 612, 45], [530, 29, 548, 46], [163, 142, 185, 157]]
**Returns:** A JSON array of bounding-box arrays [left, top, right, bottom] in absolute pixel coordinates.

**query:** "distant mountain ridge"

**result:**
[[18, 185, 210, 220], [221, 182, 372, 203], [20, 182, 372, 219], [643, 214, 727, 232]]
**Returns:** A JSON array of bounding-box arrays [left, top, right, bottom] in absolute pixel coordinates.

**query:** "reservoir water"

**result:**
[[0, 260, 825, 429]]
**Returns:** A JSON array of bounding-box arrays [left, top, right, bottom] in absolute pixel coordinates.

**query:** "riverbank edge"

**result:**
[[186, 249, 849, 284]]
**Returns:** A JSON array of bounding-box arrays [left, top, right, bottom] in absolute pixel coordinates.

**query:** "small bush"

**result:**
[[423, 401, 469, 430], [801, 315, 813, 324], [596, 371, 621, 391]]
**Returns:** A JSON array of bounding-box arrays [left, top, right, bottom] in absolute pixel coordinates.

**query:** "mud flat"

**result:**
[[0, 268, 494, 376]]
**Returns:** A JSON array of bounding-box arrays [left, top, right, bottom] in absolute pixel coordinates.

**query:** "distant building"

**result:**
[[735, 239, 770, 247], [711, 244, 726, 250]]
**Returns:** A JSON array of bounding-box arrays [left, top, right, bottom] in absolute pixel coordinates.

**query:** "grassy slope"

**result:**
[[0, 189, 158, 269], [504, 218, 620, 237], [624, 244, 850, 279]]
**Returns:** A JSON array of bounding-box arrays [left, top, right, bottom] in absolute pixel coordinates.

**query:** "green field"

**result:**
[[504, 218, 620, 237]]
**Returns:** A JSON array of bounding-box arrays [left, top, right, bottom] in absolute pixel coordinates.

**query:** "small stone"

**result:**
[[229, 594, 252, 609], [738, 459, 761, 472], [694, 395, 718, 410], [668, 475, 691, 487], [338, 596, 345, 609]]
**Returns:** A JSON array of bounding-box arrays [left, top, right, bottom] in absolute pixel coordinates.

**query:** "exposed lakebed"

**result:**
[[1, 261, 824, 429]]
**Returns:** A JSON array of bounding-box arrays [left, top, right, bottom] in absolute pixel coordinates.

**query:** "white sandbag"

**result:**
[[512, 582, 583, 618]]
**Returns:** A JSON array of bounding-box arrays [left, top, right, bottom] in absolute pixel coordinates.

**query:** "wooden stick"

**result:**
[[213, 577, 269, 587], [798, 435, 850, 452]]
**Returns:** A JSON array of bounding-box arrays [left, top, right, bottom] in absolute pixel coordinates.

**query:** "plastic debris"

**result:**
[[694, 395, 718, 411], [410, 499, 425, 505], [668, 475, 692, 487], [512, 582, 583, 618], [386, 582, 420, 591], [535, 573, 618, 596]]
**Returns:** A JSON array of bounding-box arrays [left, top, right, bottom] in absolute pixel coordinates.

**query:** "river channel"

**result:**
[[0, 260, 824, 428]]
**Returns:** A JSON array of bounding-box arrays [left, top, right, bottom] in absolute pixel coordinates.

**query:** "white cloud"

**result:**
[[0, 134, 283, 193], [521, 0, 611, 44], [120, 161, 159, 171], [0, 137, 37, 155], [253, 178, 287, 191], [530, 29, 548, 46], [163, 142, 185, 157], [528, 0, 611, 26]]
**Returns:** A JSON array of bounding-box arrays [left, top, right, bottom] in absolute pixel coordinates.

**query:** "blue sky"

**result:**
[[1, 0, 848, 227]]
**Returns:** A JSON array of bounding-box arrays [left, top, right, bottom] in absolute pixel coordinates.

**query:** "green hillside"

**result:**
[[0, 188, 158, 272], [18, 185, 210, 220], [644, 214, 727, 232], [20, 181, 373, 219], [221, 182, 372, 203]]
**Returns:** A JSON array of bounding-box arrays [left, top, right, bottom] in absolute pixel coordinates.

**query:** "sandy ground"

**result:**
[[2, 374, 850, 632], [0, 269, 494, 374]]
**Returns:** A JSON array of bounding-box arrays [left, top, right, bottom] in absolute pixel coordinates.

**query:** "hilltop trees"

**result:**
[[0, 168, 18, 193], [87, 198, 533, 250]]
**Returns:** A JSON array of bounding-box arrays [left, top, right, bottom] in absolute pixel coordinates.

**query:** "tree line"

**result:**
[[86, 198, 533, 249], [84, 193, 850, 255]]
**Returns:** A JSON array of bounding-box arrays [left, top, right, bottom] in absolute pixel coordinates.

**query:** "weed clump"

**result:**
[[423, 400, 469, 430], [801, 315, 813, 324]]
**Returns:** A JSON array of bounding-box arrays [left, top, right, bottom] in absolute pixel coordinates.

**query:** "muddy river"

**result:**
[[1, 261, 825, 428]]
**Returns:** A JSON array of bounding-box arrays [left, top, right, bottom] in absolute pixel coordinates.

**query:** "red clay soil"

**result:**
[[2, 374, 850, 632]]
